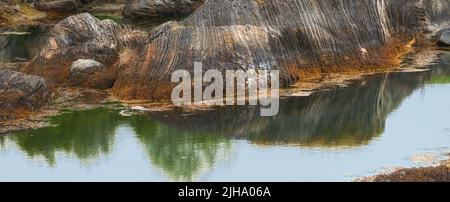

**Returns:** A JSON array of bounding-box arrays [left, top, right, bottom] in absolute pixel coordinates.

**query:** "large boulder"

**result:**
[[26, 13, 145, 85], [438, 29, 450, 46], [0, 70, 51, 112], [123, 0, 204, 18], [112, 0, 450, 100]]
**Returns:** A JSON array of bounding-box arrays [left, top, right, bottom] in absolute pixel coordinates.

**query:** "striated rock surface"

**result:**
[[112, 0, 450, 99], [27, 0, 450, 100], [438, 29, 450, 46], [0, 70, 51, 114], [123, 0, 204, 18]]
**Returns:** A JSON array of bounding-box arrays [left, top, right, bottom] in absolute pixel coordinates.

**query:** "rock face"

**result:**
[[0, 70, 51, 112], [28, 0, 450, 100], [27, 13, 145, 86], [123, 0, 204, 18], [112, 0, 450, 99], [438, 29, 450, 46], [69, 59, 113, 88], [34, 0, 94, 12]]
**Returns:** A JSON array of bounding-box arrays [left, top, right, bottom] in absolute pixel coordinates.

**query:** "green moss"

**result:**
[[94, 14, 124, 23]]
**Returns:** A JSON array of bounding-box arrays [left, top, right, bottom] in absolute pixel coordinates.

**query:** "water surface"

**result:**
[[1, 53, 450, 182]]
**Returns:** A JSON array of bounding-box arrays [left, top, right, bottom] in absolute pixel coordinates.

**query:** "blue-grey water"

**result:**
[[0, 53, 449, 182]]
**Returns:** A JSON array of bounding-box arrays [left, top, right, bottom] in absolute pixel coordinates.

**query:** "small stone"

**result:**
[[70, 59, 105, 74]]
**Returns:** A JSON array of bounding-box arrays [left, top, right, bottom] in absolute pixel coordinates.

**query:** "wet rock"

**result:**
[[123, 0, 204, 18], [69, 59, 112, 88], [438, 29, 450, 46], [34, 0, 94, 12], [0, 70, 51, 112]]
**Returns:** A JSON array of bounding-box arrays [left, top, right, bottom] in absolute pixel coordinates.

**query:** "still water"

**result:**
[[1, 54, 450, 182]]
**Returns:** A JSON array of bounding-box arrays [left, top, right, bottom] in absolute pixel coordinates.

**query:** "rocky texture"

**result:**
[[26, 13, 146, 86], [361, 160, 450, 182], [0, 70, 51, 120], [123, 0, 204, 18], [438, 29, 450, 46], [27, 0, 450, 100], [69, 59, 112, 88], [112, 0, 450, 100], [34, 0, 94, 12], [0, 1, 46, 25]]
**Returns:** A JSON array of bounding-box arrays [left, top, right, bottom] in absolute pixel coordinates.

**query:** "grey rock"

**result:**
[[438, 29, 450, 46], [0, 70, 51, 111], [123, 0, 204, 18], [70, 59, 105, 74], [34, 0, 94, 12], [69, 59, 108, 87], [27, 13, 145, 86]]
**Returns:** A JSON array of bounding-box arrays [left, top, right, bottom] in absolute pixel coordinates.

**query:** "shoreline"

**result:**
[[357, 156, 450, 182], [0, 48, 446, 135]]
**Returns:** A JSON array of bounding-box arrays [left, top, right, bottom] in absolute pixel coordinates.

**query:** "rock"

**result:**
[[0, 70, 51, 112], [69, 59, 112, 88], [70, 59, 105, 73], [123, 0, 204, 18], [112, 0, 450, 100], [27, 13, 145, 85], [26, 0, 450, 101], [438, 29, 450, 46], [34, 0, 94, 12]]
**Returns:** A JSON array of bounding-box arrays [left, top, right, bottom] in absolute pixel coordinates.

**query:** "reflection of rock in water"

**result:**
[[0, 25, 49, 63], [9, 108, 122, 165], [129, 115, 232, 181], [156, 55, 450, 147]]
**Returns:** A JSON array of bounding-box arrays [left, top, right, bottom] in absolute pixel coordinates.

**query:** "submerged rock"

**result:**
[[0, 70, 51, 111], [438, 29, 450, 46], [123, 0, 204, 18]]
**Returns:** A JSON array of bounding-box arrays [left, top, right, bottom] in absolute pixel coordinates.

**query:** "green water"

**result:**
[[0, 53, 450, 181]]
